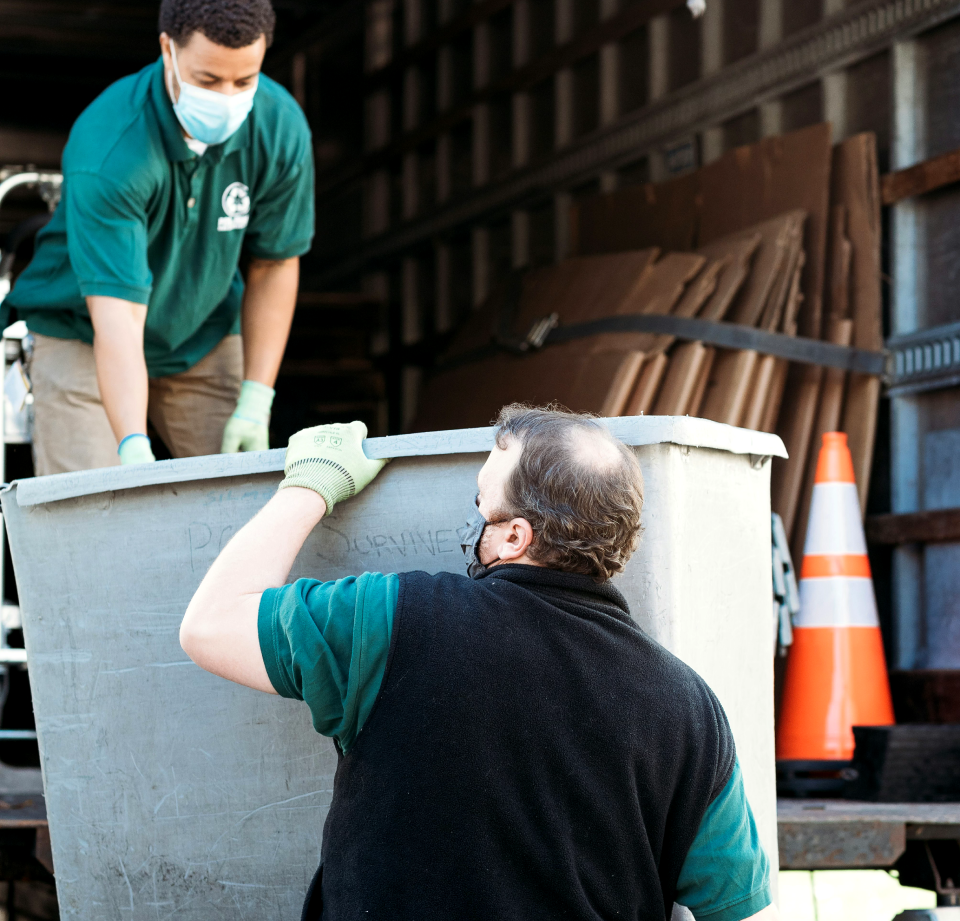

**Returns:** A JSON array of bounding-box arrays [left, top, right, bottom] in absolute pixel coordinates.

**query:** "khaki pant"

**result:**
[[29, 333, 243, 476]]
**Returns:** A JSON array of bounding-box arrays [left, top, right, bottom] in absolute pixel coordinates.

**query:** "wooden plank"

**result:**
[[866, 508, 960, 545], [699, 123, 833, 340], [848, 725, 960, 802], [790, 316, 855, 563], [279, 359, 376, 376], [0, 795, 47, 829], [296, 292, 384, 306], [622, 353, 669, 415], [833, 135, 884, 515], [881, 146, 960, 205]]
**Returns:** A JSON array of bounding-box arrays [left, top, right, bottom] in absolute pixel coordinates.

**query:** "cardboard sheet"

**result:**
[[653, 342, 713, 416], [624, 353, 670, 416], [790, 316, 855, 561], [413, 250, 684, 431], [831, 134, 883, 514], [642, 257, 726, 355], [514, 250, 661, 330], [699, 124, 832, 340], [597, 252, 705, 354], [724, 212, 805, 328], [758, 262, 804, 435], [687, 347, 716, 417], [700, 349, 760, 426], [698, 233, 762, 321], [570, 171, 699, 256], [759, 217, 806, 332], [771, 363, 823, 537], [691, 213, 805, 429], [741, 355, 779, 432]]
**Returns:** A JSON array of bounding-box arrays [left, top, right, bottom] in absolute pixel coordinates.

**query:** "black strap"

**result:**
[[437, 312, 887, 376], [545, 315, 888, 375]]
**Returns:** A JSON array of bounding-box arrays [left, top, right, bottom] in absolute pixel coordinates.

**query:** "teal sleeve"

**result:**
[[675, 760, 772, 921], [244, 140, 315, 261], [257, 571, 398, 753], [64, 171, 152, 304]]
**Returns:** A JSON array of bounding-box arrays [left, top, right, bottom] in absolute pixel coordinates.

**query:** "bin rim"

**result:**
[[7, 415, 786, 508]]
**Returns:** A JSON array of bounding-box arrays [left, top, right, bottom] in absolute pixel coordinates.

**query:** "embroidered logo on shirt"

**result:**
[[218, 182, 250, 231]]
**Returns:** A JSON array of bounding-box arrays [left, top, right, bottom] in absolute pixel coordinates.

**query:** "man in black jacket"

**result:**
[[181, 404, 779, 921]]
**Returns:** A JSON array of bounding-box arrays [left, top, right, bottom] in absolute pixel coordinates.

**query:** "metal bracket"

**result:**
[[926, 841, 960, 905], [886, 320, 960, 396], [525, 313, 560, 350]]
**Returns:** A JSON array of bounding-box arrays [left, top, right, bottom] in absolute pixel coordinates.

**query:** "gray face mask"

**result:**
[[457, 505, 506, 580]]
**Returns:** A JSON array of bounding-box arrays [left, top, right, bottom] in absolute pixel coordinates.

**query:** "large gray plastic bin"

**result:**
[[1, 416, 785, 920]]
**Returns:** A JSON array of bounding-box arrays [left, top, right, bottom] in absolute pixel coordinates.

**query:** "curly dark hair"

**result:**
[[494, 403, 644, 582], [159, 0, 276, 49]]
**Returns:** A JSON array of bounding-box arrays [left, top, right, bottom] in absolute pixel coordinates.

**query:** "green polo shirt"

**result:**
[[259, 572, 773, 921], [5, 58, 315, 377]]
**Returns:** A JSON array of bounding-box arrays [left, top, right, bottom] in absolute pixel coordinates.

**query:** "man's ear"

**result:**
[[496, 517, 535, 562]]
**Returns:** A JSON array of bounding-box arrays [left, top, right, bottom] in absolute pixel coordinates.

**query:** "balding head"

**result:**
[[567, 425, 624, 471], [490, 404, 644, 581]]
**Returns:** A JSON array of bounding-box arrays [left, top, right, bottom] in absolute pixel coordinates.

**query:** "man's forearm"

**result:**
[[87, 296, 149, 443], [180, 487, 326, 691], [241, 256, 299, 387]]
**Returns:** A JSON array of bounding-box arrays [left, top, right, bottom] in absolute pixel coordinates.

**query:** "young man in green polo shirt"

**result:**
[[4, 0, 314, 475], [180, 406, 781, 921]]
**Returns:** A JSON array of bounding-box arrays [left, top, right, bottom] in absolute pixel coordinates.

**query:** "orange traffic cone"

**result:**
[[777, 432, 894, 763]]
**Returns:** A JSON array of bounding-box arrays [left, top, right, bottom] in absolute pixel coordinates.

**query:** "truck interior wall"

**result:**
[[891, 19, 960, 672], [2, 0, 960, 809]]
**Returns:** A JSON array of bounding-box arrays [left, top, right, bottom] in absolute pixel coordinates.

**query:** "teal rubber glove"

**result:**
[[278, 421, 389, 512], [117, 433, 156, 465], [221, 380, 274, 453]]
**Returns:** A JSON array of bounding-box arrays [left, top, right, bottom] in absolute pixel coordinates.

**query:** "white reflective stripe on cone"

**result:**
[[796, 576, 880, 628], [803, 482, 867, 556]]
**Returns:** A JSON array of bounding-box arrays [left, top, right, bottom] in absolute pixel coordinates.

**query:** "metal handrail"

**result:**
[[0, 170, 58, 703], [0, 171, 62, 214]]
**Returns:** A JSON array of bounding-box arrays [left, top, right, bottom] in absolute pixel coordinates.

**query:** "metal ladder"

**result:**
[[0, 169, 63, 745]]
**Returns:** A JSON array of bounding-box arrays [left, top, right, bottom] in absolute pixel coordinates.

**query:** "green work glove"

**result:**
[[278, 421, 389, 512], [221, 380, 274, 453], [117, 433, 156, 465]]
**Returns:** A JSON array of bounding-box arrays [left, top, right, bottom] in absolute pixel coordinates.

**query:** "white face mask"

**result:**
[[167, 42, 258, 146]]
